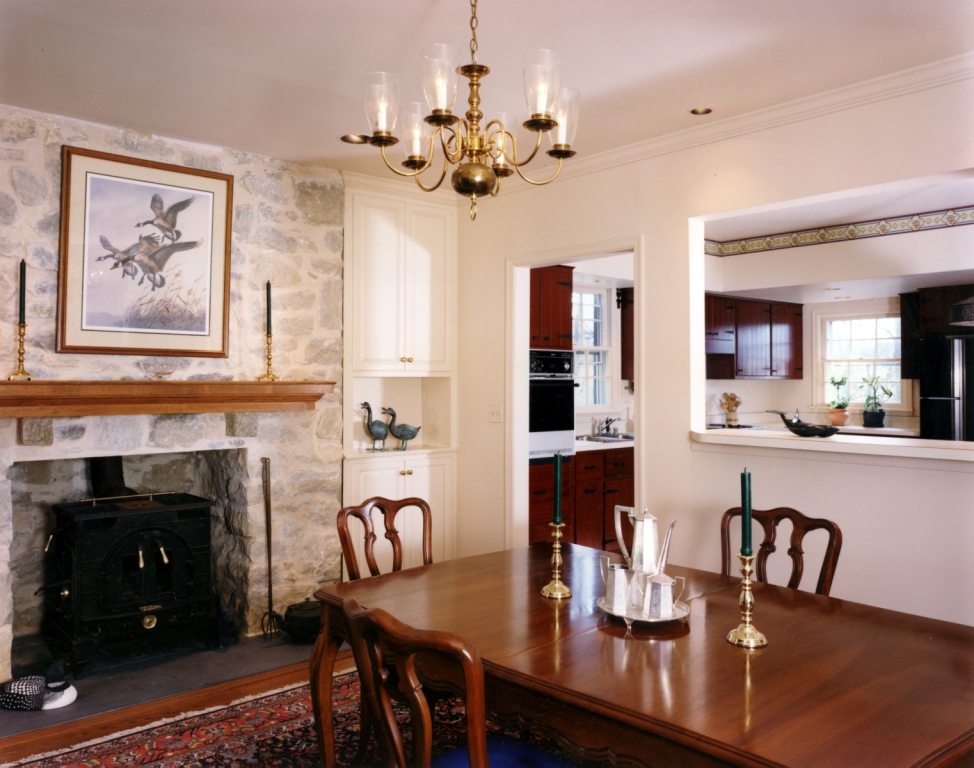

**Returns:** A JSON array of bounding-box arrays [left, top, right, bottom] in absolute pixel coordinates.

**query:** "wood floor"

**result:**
[[0, 650, 356, 764]]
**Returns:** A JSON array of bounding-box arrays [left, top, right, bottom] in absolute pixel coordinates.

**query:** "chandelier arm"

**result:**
[[503, 130, 544, 168], [440, 125, 464, 165], [514, 157, 564, 186], [378, 140, 436, 178], [490, 174, 502, 197], [414, 155, 449, 192]]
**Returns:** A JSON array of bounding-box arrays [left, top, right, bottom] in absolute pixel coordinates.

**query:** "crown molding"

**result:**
[[503, 50, 974, 194], [341, 169, 458, 205]]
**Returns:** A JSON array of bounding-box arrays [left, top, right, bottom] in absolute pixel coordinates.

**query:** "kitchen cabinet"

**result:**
[[620, 287, 635, 380], [900, 291, 921, 380], [917, 283, 974, 335], [706, 295, 802, 380], [349, 194, 455, 374], [342, 452, 455, 577], [529, 265, 574, 350], [531, 447, 634, 550], [528, 458, 574, 545], [705, 294, 736, 354]]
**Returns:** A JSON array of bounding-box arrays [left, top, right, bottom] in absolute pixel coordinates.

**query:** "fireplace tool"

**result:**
[[261, 457, 285, 637]]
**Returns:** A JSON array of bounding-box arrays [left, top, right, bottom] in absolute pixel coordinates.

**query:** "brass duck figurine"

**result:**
[[767, 410, 838, 438], [382, 407, 421, 450], [361, 402, 389, 451]]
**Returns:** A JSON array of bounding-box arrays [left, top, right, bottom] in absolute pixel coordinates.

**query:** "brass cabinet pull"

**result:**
[[400, 357, 407, 362], [159, 545, 169, 565], [399, 470, 407, 475], [44, 533, 54, 552], [138, 545, 144, 570], [407, 357, 414, 362], [406, 469, 413, 475]]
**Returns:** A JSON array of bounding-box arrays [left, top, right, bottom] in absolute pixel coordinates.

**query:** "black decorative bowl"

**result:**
[[767, 410, 839, 438]]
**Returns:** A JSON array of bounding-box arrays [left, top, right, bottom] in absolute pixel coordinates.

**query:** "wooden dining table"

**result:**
[[310, 544, 974, 767]]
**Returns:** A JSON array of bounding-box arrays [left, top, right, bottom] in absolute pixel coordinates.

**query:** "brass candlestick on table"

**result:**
[[540, 522, 572, 599], [726, 554, 767, 648], [8, 323, 33, 381], [256, 333, 279, 381]]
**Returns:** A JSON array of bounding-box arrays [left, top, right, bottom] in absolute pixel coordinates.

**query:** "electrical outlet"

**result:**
[[489, 404, 502, 423]]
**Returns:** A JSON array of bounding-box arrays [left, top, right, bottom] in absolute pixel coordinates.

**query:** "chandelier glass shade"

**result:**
[[341, 0, 579, 219]]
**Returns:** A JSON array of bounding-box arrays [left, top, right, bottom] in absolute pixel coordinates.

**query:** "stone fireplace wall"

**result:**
[[0, 104, 345, 679]]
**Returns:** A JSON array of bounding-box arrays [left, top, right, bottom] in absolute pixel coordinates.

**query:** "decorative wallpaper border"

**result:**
[[704, 204, 974, 256]]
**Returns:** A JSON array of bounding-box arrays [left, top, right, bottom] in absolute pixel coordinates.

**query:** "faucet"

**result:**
[[598, 418, 618, 435]]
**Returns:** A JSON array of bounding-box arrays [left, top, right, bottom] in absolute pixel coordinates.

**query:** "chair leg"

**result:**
[[352, 695, 374, 766]]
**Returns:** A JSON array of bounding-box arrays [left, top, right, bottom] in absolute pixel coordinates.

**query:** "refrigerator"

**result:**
[[918, 337, 973, 440]]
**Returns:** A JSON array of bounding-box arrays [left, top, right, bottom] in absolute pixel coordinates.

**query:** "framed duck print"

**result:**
[[56, 146, 233, 357]]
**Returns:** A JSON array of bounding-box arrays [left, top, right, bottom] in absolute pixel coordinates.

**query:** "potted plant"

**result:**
[[862, 376, 893, 427], [826, 376, 851, 426]]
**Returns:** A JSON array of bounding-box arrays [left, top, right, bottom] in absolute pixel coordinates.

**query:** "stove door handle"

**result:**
[[138, 545, 145, 570]]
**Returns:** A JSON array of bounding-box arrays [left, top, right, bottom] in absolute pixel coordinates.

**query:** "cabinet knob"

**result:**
[[406, 469, 413, 475], [400, 357, 407, 362], [737, 369, 743, 373], [399, 470, 406, 475], [407, 357, 413, 363]]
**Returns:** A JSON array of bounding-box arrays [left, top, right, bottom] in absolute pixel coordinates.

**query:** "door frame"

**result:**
[[505, 235, 645, 549]]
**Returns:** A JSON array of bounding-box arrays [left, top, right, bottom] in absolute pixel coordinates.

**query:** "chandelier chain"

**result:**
[[469, 0, 478, 64]]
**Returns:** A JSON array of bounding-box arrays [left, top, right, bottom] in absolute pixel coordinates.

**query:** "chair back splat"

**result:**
[[337, 496, 433, 581], [720, 506, 843, 596]]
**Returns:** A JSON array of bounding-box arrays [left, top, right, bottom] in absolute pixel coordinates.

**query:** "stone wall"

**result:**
[[0, 103, 345, 679]]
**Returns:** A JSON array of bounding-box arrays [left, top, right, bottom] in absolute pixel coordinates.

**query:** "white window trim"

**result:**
[[573, 286, 616, 415], [809, 297, 914, 416]]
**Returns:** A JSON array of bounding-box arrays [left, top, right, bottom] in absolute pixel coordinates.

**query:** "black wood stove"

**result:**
[[42, 458, 214, 675]]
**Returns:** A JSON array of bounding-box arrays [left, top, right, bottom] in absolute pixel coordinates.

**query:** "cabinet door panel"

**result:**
[[705, 295, 735, 355], [602, 477, 634, 551], [735, 299, 771, 377], [530, 269, 543, 347], [342, 458, 405, 579], [605, 447, 634, 479], [404, 456, 451, 568], [575, 482, 604, 548], [575, 453, 604, 483], [542, 266, 575, 350], [771, 303, 803, 379], [620, 287, 634, 379], [352, 197, 405, 371], [404, 206, 452, 373]]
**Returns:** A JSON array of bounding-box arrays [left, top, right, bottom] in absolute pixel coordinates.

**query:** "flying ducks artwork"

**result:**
[[82, 176, 213, 335]]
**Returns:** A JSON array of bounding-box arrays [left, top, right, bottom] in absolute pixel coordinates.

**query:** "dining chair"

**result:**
[[337, 496, 433, 581], [343, 598, 573, 768], [720, 506, 843, 596]]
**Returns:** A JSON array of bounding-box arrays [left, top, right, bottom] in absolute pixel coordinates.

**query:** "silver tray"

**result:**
[[597, 597, 690, 625]]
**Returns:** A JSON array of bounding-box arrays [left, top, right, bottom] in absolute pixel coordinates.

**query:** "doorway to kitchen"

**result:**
[[505, 235, 643, 551]]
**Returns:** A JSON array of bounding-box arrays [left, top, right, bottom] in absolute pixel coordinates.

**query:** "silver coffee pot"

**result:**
[[614, 506, 676, 607]]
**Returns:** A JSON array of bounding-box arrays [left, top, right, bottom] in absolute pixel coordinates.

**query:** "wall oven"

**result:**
[[529, 350, 576, 458]]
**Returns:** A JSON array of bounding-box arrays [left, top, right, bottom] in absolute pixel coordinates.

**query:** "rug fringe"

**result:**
[[2, 669, 356, 768]]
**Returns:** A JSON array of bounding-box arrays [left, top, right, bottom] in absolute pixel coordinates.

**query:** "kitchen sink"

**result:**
[[581, 434, 634, 442]]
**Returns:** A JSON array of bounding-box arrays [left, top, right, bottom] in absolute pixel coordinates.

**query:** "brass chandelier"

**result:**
[[341, 0, 579, 220]]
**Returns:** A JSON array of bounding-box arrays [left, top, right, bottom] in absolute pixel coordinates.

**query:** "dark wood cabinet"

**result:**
[[530, 265, 574, 350], [620, 287, 634, 380], [900, 291, 921, 380], [705, 295, 736, 354], [705, 294, 802, 380], [528, 447, 633, 551]]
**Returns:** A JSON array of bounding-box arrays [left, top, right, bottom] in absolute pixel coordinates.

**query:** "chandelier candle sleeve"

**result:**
[[741, 469, 752, 557], [265, 281, 272, 335], [18, 259, 25, 324], [553, 452, 563, 525]]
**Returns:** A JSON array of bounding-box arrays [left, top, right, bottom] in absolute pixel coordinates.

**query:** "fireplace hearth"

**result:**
[[45, 485, 214, 677]]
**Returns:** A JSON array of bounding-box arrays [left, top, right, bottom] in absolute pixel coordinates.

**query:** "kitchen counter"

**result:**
[[762, 423, 920, 438], [575, 437, 635, 452]]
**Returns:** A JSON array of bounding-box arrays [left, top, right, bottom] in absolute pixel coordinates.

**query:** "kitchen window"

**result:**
[[573, 289, 610, 408], [811, 297, 912, 412]]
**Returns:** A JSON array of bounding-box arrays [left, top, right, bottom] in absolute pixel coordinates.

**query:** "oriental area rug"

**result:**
[[6, 671, 583, 767]]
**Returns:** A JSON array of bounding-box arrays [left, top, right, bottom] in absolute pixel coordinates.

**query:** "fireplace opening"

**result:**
[[9, 450, 250, 678]]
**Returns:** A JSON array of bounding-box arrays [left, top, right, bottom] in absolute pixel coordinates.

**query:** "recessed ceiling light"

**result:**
[[835, 296, 852, 300], [824, 287, 841, 291], [690, 107, 713, 116]]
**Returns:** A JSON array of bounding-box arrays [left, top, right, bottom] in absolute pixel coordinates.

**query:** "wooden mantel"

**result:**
[[0, 380, 335, 418]]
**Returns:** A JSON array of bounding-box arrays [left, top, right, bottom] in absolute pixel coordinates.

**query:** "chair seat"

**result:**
[[431, 734, 576, 768]]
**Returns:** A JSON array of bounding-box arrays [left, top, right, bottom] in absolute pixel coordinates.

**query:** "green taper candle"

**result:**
[[741, 468, 752, 556], [265, 281, 272, 335], [553, 452, 563, 525]]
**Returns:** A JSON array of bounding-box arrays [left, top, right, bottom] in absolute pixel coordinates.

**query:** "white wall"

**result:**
[[455, 70, 974, 626]]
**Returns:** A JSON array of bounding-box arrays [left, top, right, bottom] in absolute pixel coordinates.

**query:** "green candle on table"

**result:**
[[18, 259, 25, 325], [741, 468, 752, 556], [265, 281, 272, 335], [553, 453, 562, 526]]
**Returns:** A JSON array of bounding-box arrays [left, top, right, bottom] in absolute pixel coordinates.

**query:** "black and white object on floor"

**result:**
[[0, 675, 77, 711]]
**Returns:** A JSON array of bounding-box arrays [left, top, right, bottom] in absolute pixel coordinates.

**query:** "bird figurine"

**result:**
[[135, 193, 195, 243], [129, 233, 203, 291], [767, 410, 839, 438], [382, 407, 421, 451], [361, 402, 388, 451]]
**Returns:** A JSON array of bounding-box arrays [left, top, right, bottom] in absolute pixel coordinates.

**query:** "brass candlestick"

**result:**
[[256, 333, 279, 381], [726, 554, 767, 648], [541, 522, 572, 600], [8, 323, 32, 381]]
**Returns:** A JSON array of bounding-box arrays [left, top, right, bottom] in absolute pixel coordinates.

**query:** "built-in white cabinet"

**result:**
[[349, 192, 455, 374], [342, 452, 456, 578]]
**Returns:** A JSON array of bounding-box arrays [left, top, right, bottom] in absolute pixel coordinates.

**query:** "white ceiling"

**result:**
[[1, 0, 972, 178]]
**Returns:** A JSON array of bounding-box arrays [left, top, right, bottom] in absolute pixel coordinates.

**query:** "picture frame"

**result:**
[[57, 146, 233, 357]]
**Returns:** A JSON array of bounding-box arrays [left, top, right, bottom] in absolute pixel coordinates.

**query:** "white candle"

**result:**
[[537, 81, 547, 114], [555, 118, 567, 145], [409, 125, 422, 156], [435, 76, 446, 110], [377, 95, 388, 131]]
